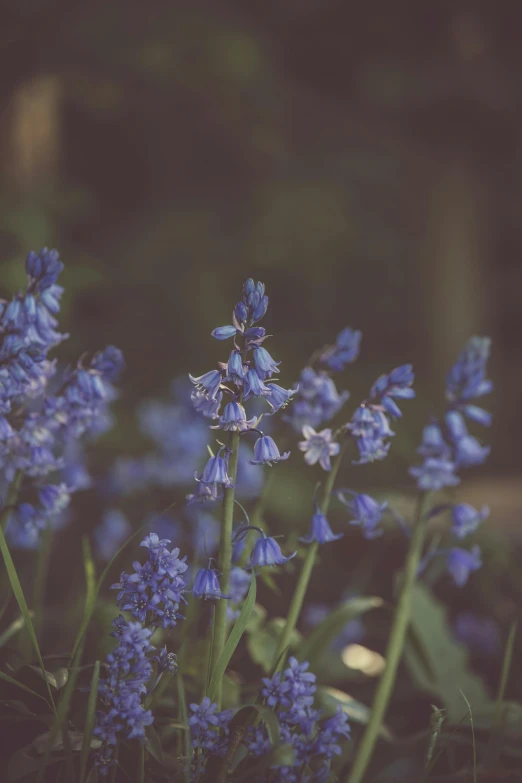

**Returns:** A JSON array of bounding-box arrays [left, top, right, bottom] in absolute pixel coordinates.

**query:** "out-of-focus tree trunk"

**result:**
[[1, 75, 62, 191], [424, 156, 488, 379]]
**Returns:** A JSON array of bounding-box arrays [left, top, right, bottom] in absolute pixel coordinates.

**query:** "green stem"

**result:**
[[347, 491, 432, 783], [28, 521, 54, 650], [210, 430, 241, 708], [271, 442, 347, 673], [1, 471, 23, 532]]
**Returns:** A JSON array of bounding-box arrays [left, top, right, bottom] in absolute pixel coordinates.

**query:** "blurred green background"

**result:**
[[0, 0, 520, 511]]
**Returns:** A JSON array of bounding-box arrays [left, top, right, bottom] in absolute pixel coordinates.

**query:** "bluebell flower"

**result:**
[[25, 247, 64, 292], [446, 336, 492, 409], [190, 389, 222, 419], [211, 325, 237, 340], [319, 327, 362, 372], [189, 697, 233, 757], [451, 503, 489, 539], [91, 346, 125, 382], [192, 563, 229, 600], [197, 453, 234, 487], [409, 457, 460, 491], [300, 510, 343, 544], [213, 401, 256, 432], [287, 368, 349, 431], [225, 350, 245, 385], [243, 367, 271, 399], [298, 425, 340, 471], [446, 545, 482, 587], [418, 421, 450, 459], [370, 364, 415, 419], [266, 382, 298, 414], [253, 346, 280, 380], [38, 483, 70, 514], [250, 535, 296, 567], [111, 535, 188, 628], [153, 647, 178, 674], [250, 435, 290, 466], [337, 491, 387, 539], [189, 369, 223, 398], [347, 405, 394, 464], [94, 616, 155, 775], [228, 567, 251, 603]]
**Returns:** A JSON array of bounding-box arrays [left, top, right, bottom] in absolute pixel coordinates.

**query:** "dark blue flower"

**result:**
[[214, 401, 256, 431], [320, 327, 362, 371], [25, 247, 64, 292], [250, 435, 290, 466], [211, 325, 237, 340], [300, 511, 343, 544], [338, 491, 387, 539], [225, 350, 245, 385], [253, 346, 280, 380], [243, 367, 271, 399], [91, 346, 125, 382], [266, 382, 298, 414], [197, 453, 234, 487], [191, 389, 222, 419], [250, 535, 296, 567], [284, 368, 349, 431], [451, 503, 489, 539], [446, 336, 492, 406], [189, 369, 223, 398], [370, 364, 415, 418], [409, 457, 460, 491], [446, 545, 482, 587], [298, 425, 340, 471], [192, 564, 229, 600], [189, 697, 232, 756]]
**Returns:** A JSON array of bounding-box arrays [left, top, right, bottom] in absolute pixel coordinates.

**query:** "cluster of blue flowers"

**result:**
[[188, 279, 295, 504], [284, 327, 361, 433], [410, 337, 492, 587], [111, 533, 188, 627], [94, 617, 155, 775], [0, 248, 124, 547], [188, 658, 351, 781]]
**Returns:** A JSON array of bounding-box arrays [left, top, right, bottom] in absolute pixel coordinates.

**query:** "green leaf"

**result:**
[[0, 612, 33, 649], [404, 584, 490, 722], [299, 596, 383, 669], [70, 536, 98, 662], [246, 618, 302, 674], [0, 524, 56, 712], [208, 574, 256, 703], [0, 670, 52, 708], [79, 660, 100, 783], [28, 665, 69, 690], [317, 686, 393, 741]]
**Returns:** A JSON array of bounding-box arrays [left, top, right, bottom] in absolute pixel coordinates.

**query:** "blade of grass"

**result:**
[[79, 660, 100, 783], [460, 689, 477, 783], [0, 522, 56, 712], [177, 670, 191, 783], [0, 669, 52, 707], [485, 619, 518, 767]]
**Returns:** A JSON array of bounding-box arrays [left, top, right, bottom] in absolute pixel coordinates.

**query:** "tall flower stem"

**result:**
[[211, 430, 241, 708], [347, 491, 432, 783], [271, 441, 347, 673]]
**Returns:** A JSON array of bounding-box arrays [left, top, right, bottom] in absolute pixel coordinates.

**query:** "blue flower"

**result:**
[[300, 511, 343, 544], [266, 382, 298, 414], [250, 535, 296, 567], [213, 401, 256, 431], [189, 369, 223, 398], [418, 421, 450, 459], [338, 491, 387, 539], [243, 367, 271, 399], [347, 405, 394, 464], [211, 325, 237, 340], [299, 425, 340, 471], [192, 564, 229, 600], [285, 368, 349, 431], [320, 327, 362, 371], [225, 350, 245, 385], [370, 364, 415, 419], [190, 389, 222, 419], [250, 435, 290, 466], [451, 503, 489, 539], [446, 545, 482, 587], [253, 346, 280, 380], [25, 247, 64, 292], [189, 697, 232, 756], [409, 457, 460, 491], [446, 336, 492, 407], [228, 567, 251, 603], [197, 453, 234, 487], [93, 510, 132, 562]]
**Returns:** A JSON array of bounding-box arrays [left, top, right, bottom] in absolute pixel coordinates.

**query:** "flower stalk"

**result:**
[[210, 430, 241, 708], [271, 440, 347, 672], [347, 491, 432, 783]]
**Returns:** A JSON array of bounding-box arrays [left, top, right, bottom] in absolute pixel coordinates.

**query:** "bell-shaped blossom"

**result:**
[[250, 535, 296, 567], [250, 435, 290, 466], [300, 510, 343, 544]]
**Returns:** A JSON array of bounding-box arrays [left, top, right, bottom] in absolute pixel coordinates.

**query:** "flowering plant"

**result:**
[[0, 255, 514, 783]]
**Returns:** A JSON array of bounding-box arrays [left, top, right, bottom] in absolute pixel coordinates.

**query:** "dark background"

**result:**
[[0, 0, 521, 523]]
